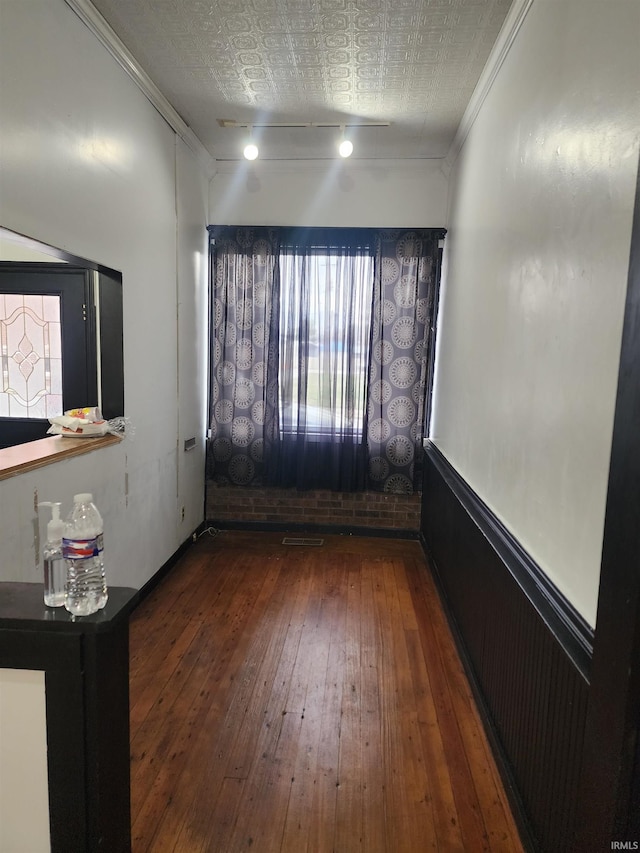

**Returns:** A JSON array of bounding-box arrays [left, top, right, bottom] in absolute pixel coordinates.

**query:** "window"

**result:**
[[278, 247, 373, 438], [207, 225, 444, 492], [0, 291, 63, 418], [0, 264, 98, 448], [0, 243, 124, 450]]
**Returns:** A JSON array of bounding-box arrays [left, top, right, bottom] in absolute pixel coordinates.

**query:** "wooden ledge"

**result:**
[[0, 434, 122, 481]]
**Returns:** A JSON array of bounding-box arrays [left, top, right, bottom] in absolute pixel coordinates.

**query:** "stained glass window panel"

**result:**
[[0, 293, 62, 419]]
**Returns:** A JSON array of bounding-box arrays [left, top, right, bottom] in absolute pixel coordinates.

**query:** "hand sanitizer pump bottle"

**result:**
[[40, 502, 66, 607]]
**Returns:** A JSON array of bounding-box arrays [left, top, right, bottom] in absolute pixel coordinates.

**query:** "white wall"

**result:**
[[0, 670, 50, 853], [0, 0, 209, 588], [431, 0, 640, 627], [210, 159, 447, 227]]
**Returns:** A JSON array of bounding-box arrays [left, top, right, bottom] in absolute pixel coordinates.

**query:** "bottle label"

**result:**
[[62, 533, 103, 560]]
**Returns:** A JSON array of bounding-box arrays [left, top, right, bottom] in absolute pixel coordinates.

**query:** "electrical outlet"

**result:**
[[180, 505, 185, 522]]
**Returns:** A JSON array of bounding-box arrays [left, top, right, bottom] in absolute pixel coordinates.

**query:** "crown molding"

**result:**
[[445, 0, 535, 171], [63, 0, 216, 177]]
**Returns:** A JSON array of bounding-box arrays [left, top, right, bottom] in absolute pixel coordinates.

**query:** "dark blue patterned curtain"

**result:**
[[366, 230, 441, 493], [207, 226, 443, 493], [206, 226, 280, 485]]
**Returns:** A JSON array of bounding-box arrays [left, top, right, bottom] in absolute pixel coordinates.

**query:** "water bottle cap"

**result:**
[[74, 492, 93, 503]]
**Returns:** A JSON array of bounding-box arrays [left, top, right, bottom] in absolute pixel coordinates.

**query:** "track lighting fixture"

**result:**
[[220, 118, 391, 159]]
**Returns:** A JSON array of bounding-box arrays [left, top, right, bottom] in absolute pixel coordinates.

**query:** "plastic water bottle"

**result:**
[[62, 493, 108, 616]]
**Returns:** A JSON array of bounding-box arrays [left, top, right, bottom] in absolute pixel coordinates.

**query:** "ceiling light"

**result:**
[[243, 142, 259, 160], [243, 126, 258, 160], [338, 138, 353, 158], [220, 118, 391, 160], [338, 126, 353, 158]]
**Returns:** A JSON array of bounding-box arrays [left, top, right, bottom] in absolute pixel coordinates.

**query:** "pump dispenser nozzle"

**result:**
[[39, 501, 63, 529]]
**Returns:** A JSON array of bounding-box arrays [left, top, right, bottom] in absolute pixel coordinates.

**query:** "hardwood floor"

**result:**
[[129, 531, 524, 853]]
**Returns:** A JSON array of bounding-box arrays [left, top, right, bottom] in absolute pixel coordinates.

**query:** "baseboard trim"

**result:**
[[207, 518, 420, 541], [424, 441, 593, 680]]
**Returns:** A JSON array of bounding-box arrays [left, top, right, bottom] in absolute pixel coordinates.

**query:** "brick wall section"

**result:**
[[206, 483, 422, 533]]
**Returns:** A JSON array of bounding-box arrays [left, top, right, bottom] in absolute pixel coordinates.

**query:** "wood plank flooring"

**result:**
[[129, 531, 524, 853]]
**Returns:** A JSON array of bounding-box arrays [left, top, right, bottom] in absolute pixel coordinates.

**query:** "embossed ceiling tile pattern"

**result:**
[[90, 0, 513, 159]]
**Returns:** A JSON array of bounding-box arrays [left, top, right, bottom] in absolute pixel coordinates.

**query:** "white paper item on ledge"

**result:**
[[47, 415, 110, 437]]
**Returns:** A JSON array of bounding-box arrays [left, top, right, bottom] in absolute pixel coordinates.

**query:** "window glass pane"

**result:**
[[278, 250, 373, 436], [0, 293, 63, 419]]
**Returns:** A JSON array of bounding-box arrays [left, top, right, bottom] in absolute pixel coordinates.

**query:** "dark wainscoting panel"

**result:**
[[421, 442, 592, 853]]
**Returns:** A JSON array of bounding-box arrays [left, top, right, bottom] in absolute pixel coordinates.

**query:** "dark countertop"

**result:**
[[0, 583, 139, 633]]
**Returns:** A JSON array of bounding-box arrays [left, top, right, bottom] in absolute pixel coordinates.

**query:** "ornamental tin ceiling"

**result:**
[[89, 0, 514, 160]]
